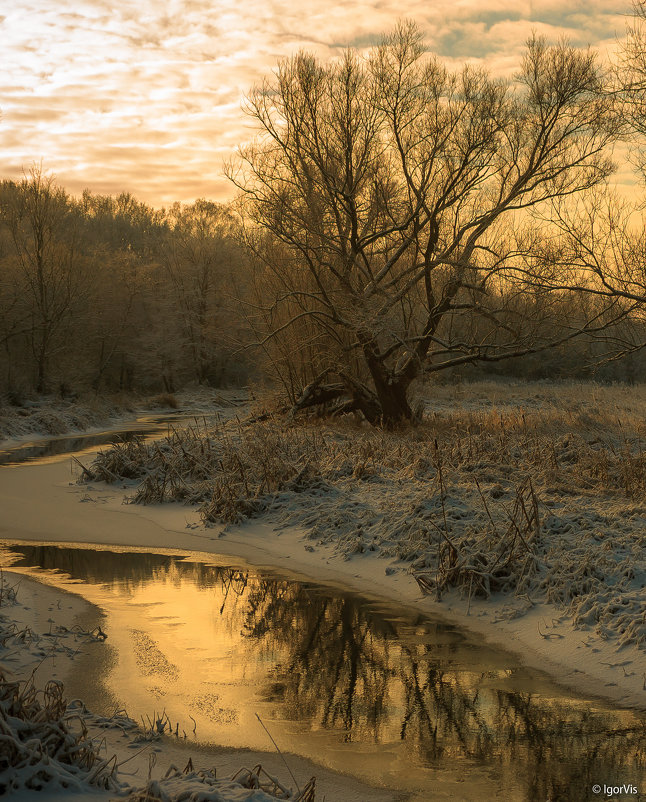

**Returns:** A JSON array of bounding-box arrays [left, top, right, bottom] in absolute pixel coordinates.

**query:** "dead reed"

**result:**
[[79, 391, 646, 649], [416, 478, 541, 601], [123, 763, 315, 802], [0, 671, 120, 793]]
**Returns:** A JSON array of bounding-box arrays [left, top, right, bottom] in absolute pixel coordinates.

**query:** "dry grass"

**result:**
[[0, 572, 314, 801], [0, 573, 123, 794], [0, 672, 315, 801], [85, 398, 646, 514], [0, 672, 121, 794], [148, 393, 180, 409], [82, 419, 330, 517], [81, 380, 646, 650]]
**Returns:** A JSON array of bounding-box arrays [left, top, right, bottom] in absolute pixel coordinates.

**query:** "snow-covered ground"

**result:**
[[0, 572, 394, 802], [0, 383, 644, 708], [1, 379, 645, 799], [0, 397, 137, 446], [68, 379, 646, 709], [0, 387, 248, 448]]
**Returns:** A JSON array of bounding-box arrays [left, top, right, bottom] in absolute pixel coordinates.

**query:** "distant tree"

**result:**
[[82, 191, 167, 257], [0, 167, 88, 393], [228, 23, 619, 425], [76, 190, 168, 392], [0, 176, 255, 397], [160, 200, 239, 385]]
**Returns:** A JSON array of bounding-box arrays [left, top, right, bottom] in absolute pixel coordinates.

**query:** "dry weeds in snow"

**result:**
[[0, 397, 135, 443], [0, 575, 315, 801], [82, 381, 646, 652], [0, 671, 122, 794], [0, 574, 125, 794], [124, 764, 315, 802]]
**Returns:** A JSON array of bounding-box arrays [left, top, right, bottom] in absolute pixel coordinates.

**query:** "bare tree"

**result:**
[[228, 23, 619, 425], [0, 179, 255, 397], [0, 167, 87, 393], [76, 190, 170, 393], [510, 1, 646, 364], [618, 0, 646, 180], [508, 187, 646, 369], [160, 200, 239, 385]]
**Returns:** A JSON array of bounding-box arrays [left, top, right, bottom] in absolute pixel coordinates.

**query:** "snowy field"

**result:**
[[0, 379, 645, 799]]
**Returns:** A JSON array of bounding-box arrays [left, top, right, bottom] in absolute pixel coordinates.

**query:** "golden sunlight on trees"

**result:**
[[0, 166, 88, 394], [228, 23, 621, 426], [160, 200, 244, 386], [619, 0, 646, 181], [509, 0, 646, 364], [0, 173, 252, 398]]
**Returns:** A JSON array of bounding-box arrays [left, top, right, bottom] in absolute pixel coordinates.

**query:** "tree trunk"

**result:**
[[373, 379, 413, 426], [35, 335, 48, 394], [362, 343, 414, 427], [291, 366, 414, 426]]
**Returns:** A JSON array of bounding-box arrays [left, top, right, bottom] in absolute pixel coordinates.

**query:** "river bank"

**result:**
[[0, 570, 397, 802], [0, 387, 247, 450], [0, 449, 644, 712]]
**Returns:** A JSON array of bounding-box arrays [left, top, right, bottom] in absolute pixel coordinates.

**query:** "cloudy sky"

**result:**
[[1, 0, 632, 207]]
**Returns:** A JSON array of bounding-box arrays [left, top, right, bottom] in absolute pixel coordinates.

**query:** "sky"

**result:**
[[0, 0, 633, 207]]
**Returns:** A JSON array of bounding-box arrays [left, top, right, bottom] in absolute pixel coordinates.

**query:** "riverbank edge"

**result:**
[[0, 387, 248, 451], [0, 569, 401, 802], [0, 452, 644, 711]]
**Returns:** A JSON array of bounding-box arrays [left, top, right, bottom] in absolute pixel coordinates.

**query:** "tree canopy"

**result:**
[[229, 23, 621, 425]]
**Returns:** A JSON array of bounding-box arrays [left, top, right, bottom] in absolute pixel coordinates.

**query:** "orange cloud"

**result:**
[[0, 0, 632, 206]]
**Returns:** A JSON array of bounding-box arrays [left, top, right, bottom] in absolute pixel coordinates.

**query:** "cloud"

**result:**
[[0, 0, 635, 205]]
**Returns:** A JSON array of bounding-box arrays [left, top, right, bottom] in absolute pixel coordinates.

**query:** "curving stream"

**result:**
[[0, 412, 189, 467], [0, 424, 645, 801]]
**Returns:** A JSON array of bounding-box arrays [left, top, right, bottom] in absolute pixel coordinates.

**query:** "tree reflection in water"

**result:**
[[2, 543, 644, 802], [239, 576, 646, 801]]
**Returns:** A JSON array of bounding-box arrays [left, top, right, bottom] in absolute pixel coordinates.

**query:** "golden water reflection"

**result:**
[[1, 542, 645, 802]]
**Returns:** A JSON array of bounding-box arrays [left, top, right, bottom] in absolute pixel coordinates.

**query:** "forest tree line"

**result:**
[[0, 166, 642, 404], [4, 12, 646, 413], [0, 172, 252, 399]]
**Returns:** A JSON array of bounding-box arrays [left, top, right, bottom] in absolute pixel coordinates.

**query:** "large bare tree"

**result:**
[[228, 23, 619, 425], [508, 1, 646, 363], [618, 0, 646, 180]]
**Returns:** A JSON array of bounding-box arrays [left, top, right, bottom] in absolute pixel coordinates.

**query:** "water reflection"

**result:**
[[0, 415, 184, 466], [241, 577, 646, 801], [2, 542, 644, 802]]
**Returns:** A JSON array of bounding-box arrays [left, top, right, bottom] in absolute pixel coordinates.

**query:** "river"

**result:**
[[0, 421, 644, 802]]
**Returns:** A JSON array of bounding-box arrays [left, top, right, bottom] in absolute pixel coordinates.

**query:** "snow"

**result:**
[[0, 399, 136, 447], [0, 387, 248, 450], [0, 379, 645, 798], [62, 380, 646, 708], [0, 575, 396, 801], [0, 573, 365, 802], [0, 443, 644, 711]]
